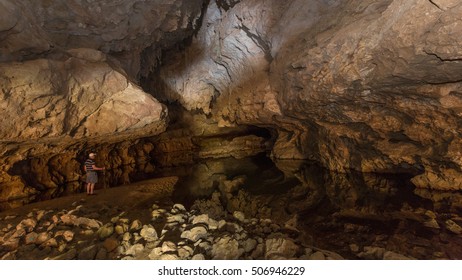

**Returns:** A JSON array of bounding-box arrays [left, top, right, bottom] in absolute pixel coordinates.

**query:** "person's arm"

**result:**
[[91, 164, 105, 171], [84, 165, 87, 172]]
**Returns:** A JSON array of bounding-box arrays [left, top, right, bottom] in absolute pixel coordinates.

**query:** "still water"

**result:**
[[4, 153, 462, 259], [98, 152, 461, 259]]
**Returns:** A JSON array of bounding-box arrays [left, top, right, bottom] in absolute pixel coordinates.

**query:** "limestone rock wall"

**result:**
[[0, 49, 167, 141], [151, 0, 462, 190], [0, 0, 205, 78], [0, 0, 204, 203], [0, 48, 168, 204]]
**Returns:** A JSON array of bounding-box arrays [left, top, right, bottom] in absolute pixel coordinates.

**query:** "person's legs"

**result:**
[[86, 182, 91, 194], [89, 183, 95, 195]]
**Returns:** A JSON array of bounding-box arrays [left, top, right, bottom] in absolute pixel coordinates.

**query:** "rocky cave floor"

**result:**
[[1, 172, 462, 260]]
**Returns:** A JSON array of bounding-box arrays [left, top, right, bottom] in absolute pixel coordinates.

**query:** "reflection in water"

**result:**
[[2, 152, 462, 259], [160, 153, 462, 259]]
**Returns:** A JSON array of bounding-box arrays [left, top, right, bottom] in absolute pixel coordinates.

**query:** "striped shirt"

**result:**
[[85, 159, 95, 172]]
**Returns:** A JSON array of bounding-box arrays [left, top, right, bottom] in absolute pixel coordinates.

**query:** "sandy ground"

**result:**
[[0, 176, 179, 224]]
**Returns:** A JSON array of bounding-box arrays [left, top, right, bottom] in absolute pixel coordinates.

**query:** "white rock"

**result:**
[[160, 254, 180, 260], [140, 225, 158, 242], [192, 254, 205, 260], [357, 246, 386, 260], [151, 210, 165, 221], [308, 251, 326, 260], [445, 219, 462, 235], [16, 218, 37, 233], [211, 236, 241, 260], [180, 226, 208, 242], [167, 214, 185, 224], [233, 211, 246, 223], [122, 232, 131, 242], [265, 238, 299, 260], [161, 241, 177, 253], [125, 244, 145, 256], [173, 204, 186, 212], [191, 214, 210, 225], [424, 219, 440, 229], [130, 220, 143, 232], [178, 248, 190, 259]]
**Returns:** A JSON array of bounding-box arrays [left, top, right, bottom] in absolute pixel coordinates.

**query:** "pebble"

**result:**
[[125, 244, 145, 256], [357, 246, 386, 260], [119, 218, 130, 224], [115, 224, 128, 235], [218, 220, 227, 229], [24, 232, 38, 245], [309, 251, 326, 260], [167, 214, 185, 224], [97, 224, 114, 240], [192, 254, 205, 260], [140, 225, 158, 242], [233, 211, 246, 223], [178, 248, 191, 259], [42, 238, 58, 248], [148, 248, 163, 260], [0, 191, 357, 262], [78, 245, 98, 260], [180, 226, 208, 242], [191, 214, 210, 225], [173, 204, 186, 212], [243, 238, 257, 253], [53, 249, 77, 260], [130, 220, 143, 232], [161, 241, 177, 253], [122, 232, 131, 242], [425, 210, 437, 219], [349, 244, 360, 253], [265, 238, 298, 259], [16, 218, 37, 233], [55, 230, 74, 242], [423, 219, 440, 229], [211, 236, 241, 260], [159, 254, 180, 260], [103, 237, 119, 252], [36, 232, 51, 245], [445, 219, 462, 235], [151, 210, 165, 221], [95, 248, 108, 260]]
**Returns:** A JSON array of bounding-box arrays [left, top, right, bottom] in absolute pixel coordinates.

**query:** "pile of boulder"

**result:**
[[0, 199, 343, 260]]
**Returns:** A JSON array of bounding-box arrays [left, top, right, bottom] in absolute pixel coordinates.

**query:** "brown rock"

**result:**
[[95, 248, 108, 260], [24, 232, 39, 245], [35, 232, 51, 245], [41, 238, 58, 248], [78, 245, 98, 260], [265, 238, 299, 260], [103, 237, 119, 253], [16, 218, 37, 233], [55, 230, 74, 242]]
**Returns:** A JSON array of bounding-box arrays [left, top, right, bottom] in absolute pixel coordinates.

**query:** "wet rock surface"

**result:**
[[0, 199, 341, 260], [149, 0, 462, 192], [2, 157, 462, 260]]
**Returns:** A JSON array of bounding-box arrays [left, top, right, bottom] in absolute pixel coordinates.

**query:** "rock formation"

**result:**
[[2, 0, 462, 204], [0, 0, 205, 203], [149, 0, 462, 191]]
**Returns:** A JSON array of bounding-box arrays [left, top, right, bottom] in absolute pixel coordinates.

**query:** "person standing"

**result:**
[[84, 153, 105, 195]]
